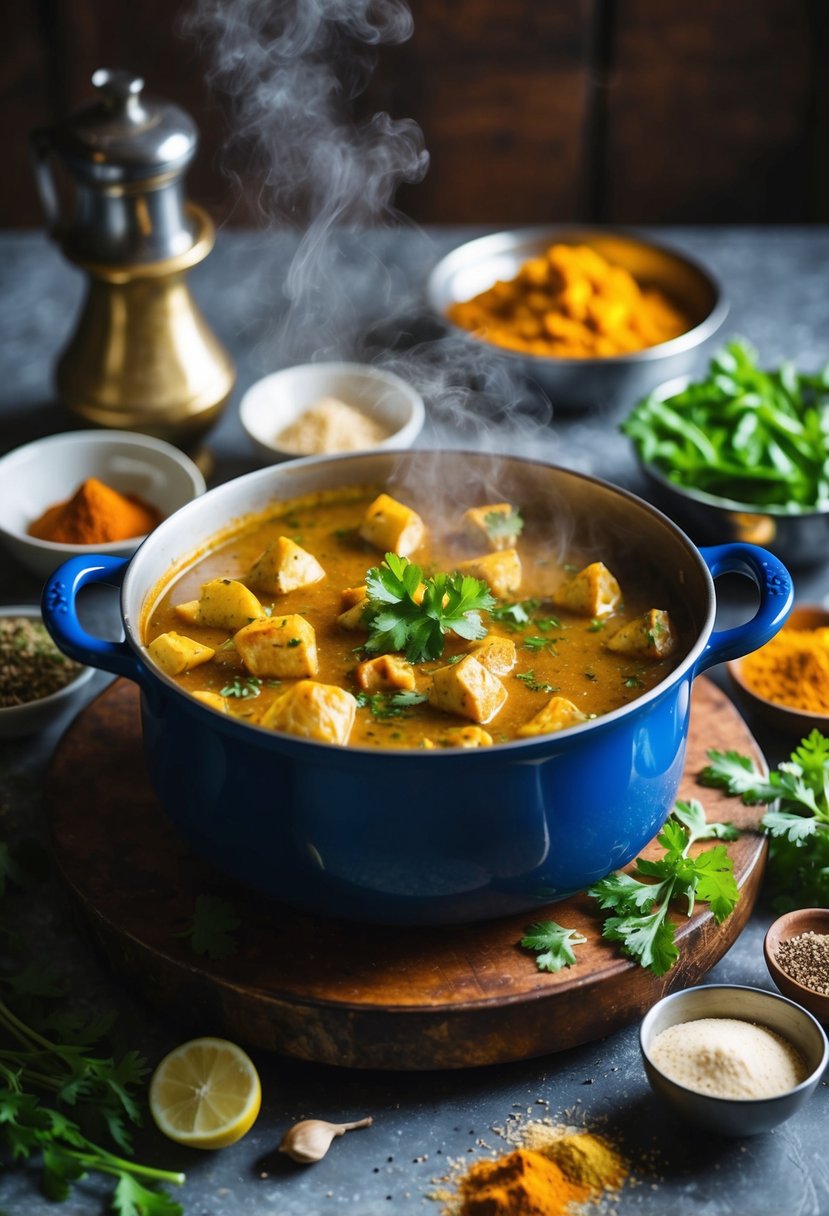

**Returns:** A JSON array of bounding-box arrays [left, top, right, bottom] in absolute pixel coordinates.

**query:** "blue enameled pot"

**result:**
[[42, 451, 792, 925]]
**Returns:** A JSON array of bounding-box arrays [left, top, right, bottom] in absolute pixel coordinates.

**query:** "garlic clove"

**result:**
[[278, 1116, 373, 1164]]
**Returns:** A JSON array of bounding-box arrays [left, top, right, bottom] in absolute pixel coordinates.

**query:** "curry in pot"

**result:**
[[143, 485, 686, 749]]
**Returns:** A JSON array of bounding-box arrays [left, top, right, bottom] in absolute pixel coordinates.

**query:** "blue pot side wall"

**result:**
[[139, 674, 691, 926]]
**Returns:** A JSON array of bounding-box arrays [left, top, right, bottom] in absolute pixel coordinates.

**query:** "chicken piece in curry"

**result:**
[[143, 486, 683, 749]]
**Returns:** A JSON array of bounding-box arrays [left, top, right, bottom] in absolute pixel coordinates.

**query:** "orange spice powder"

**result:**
[[740, 626, 829, 715], [28, 477, 161, 545], [458, 1147, 591, 1216]]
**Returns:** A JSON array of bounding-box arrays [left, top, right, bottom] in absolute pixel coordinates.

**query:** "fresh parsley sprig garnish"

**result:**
[[701, 728, 829, 909], [363, 553, 494, 663], [587, 801, 740, 976], [520, 922, 587, 973]]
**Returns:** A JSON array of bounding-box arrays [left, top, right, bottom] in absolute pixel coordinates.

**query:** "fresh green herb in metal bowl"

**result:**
[[622, 339, 829, 564]]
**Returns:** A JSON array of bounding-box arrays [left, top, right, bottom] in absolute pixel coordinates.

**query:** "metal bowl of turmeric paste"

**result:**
[[727, 605, 829, 738], [426, 228, 727, 413]]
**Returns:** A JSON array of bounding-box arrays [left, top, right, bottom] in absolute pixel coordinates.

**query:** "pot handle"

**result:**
[[695, 543, 793, 673], [41, 555, 154, 691]]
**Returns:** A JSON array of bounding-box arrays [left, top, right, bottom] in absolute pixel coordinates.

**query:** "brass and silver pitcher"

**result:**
[[31, 68, 235, 445]]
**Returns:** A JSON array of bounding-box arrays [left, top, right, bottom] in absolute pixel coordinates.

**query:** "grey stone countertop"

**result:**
[[1, 226, 829, 1214]]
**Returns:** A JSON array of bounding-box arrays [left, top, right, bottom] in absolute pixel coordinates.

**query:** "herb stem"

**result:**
[[69, 1146, 186, 1186], [0, 998, 53, 1054]]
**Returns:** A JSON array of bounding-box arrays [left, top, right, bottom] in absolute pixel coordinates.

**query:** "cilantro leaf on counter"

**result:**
[[701, 728, 829, 909], [521, 921, 587, 973], [363, 553, 494, 663], [176, 893, 241, 960], [587, 801, 740, 976]]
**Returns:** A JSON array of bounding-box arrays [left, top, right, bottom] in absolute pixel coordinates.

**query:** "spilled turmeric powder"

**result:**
[[448, 242, 690, 359], [739, 626, 829, 715], [520, 1124, 627, 1192], [457, 1148, 589, 1216], [451, 1125, 627, 1215]]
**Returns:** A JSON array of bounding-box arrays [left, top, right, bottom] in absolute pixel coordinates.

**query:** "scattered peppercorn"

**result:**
[[775, 931, 829, 994], [0, 617, 83, 707]]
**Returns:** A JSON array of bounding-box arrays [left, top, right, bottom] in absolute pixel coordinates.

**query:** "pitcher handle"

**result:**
[[30, 126, 61, 234], [696, 543, 793, 673]]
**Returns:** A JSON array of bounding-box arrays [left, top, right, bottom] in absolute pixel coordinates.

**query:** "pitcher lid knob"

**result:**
[[91, 69, 147, 124]]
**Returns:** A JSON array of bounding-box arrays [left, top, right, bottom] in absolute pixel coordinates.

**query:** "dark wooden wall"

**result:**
[[5, 0, 826, 229]]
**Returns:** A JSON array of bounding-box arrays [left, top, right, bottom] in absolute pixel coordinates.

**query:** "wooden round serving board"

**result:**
[[47, 677, 766, 1071]]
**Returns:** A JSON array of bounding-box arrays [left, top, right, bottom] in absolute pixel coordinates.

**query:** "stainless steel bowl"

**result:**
[[640, 984, 828, 1136], [640, 461, 829, 568], [426, 228, 728, 412]]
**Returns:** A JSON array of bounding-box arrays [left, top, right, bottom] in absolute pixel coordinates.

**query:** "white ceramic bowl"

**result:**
[[0, 605, 95, 739], [0, 430, 206, 581], [239, 361, 425, 463], [640, 984, 828, 1136]]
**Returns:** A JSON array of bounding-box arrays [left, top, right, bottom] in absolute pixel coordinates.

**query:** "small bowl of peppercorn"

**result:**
[[765, 908, 829, 1024], [0, 606, 94, 739]]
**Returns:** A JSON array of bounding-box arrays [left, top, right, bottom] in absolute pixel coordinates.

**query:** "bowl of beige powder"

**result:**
[[640, 984, 828, 1135], [240, 362, 425, 463]]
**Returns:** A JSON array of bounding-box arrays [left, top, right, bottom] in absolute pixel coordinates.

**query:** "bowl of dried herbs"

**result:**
[[0, 607, 93, 738]]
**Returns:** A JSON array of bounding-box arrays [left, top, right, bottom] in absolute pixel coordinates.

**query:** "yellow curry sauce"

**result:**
[[143, 485, 686, 749]]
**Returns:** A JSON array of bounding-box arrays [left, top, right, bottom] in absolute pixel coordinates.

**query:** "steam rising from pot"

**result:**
[[185, 0, 553, 451]]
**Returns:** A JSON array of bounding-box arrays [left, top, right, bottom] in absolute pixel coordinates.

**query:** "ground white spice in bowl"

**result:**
[[640, 984, 829, 1135], [648, 1017, 806, 1099], [239, 362, 425, 463], [275, 396, 391, 454]]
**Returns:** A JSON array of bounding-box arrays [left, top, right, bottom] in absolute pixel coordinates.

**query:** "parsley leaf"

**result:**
[[520, 921, 587, 973], [176, 894, 241, 959], [587, 804, 740, 976], [363, 554, 494, 663], [484, 507, 524, 542], [700, 729, 829, 909]]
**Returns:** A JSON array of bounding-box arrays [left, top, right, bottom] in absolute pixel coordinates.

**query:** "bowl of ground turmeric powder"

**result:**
[[427, 227, 727, 411], [0, 430, 206, 580], [727, 605, 829, 737]]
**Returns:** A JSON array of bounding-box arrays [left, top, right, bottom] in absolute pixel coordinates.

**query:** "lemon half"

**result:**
[[149, 1036, 262, 1149]]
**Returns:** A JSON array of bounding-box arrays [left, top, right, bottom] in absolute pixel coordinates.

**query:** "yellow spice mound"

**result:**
[[448, 242, 690, 359], [740, 626, 829, 714], [521, 1125, 627, 1191]]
